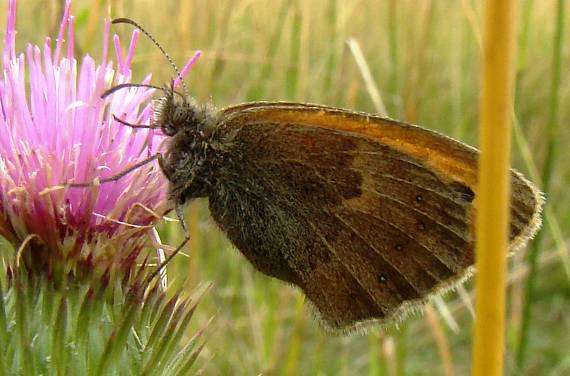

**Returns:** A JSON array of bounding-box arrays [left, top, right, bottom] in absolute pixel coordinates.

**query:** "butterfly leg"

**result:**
[[67, 153, 160, 187], [146, 201, 189, 287], [143, 234, 190, 287], [175, 204, 189, 237]]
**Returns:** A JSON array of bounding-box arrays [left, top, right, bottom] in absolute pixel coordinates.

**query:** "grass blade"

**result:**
[[516, 0, 566, 368]]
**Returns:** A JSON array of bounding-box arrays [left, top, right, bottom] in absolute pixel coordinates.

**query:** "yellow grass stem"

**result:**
[[472, 1, 518, 375]]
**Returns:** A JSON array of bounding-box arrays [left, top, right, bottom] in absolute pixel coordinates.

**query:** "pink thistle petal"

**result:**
[[125, 30, 140, 69], [113, 34, 125, 75], [173, 50, 202, 88], [67, 16, 75, 60], [54, 0, 71, 63], [0, 0, 200, 277]]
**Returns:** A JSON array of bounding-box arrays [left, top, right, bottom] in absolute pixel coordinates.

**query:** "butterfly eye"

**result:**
[[162, 125, 178, 137], [160, 106, 188, 136]]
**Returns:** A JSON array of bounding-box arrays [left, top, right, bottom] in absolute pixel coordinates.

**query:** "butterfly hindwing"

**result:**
[[207, 103, 542, 330]]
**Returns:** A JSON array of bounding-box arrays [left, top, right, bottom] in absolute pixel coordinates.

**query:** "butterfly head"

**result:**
[[153, 90, 217, 138], [153, 89, 229, 204]]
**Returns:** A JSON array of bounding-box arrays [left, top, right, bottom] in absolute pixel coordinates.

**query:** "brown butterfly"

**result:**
[[100, 18, 544, 332], [147, 92, 543, 331]]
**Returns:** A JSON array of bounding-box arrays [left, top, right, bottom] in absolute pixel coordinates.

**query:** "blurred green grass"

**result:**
[[4, 0, 570, 374]]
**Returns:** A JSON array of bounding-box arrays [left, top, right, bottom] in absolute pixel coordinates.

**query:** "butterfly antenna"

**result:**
[[112, 17, 189, 97]]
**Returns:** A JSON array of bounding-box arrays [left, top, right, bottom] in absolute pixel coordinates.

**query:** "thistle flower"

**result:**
[[0, 0, 199, 277], [0, 1, 207, 374]]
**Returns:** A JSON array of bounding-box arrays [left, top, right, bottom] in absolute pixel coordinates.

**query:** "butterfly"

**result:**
[[147, 92, 543, 331]]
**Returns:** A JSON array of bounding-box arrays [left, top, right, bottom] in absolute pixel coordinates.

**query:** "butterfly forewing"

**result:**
[[206, 103, 542, 330]]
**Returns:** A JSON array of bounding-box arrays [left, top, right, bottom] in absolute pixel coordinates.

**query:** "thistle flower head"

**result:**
[[0, 0, 198, 277]]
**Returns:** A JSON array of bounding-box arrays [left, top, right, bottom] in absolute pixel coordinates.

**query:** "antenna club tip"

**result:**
[[112, 17, 135, 25]]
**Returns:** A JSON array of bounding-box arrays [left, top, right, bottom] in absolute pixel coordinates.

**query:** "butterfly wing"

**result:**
[[208, 102, 543, 331]]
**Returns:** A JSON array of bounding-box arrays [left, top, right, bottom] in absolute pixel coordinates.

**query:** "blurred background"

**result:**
[[3, 0, 569, 374]]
